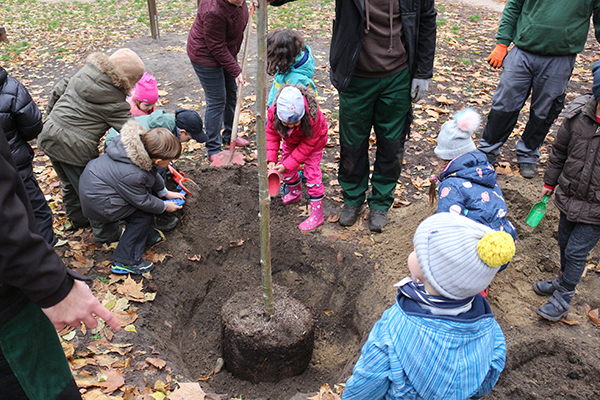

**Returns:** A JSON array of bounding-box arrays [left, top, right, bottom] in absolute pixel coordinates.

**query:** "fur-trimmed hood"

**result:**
[[83, 52, 133, 95], [106, 120, 153, 171]]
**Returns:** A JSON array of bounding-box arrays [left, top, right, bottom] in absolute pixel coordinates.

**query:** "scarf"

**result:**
[[394, 277, 475, 316]]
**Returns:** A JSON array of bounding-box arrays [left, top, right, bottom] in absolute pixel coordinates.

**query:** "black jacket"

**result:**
[[271, 0, 436, 93], [0, 128, 89, 325], [0, 67, 43, 171]]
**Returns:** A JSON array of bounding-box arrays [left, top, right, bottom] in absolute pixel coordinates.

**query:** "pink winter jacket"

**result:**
[[266, 93, 328, 172]]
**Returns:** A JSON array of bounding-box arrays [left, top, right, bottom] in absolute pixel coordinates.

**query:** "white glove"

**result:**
[[410, 79, 429, 103]]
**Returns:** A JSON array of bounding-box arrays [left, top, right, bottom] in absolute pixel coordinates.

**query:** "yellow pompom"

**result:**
[[477, 231, 516, 268]]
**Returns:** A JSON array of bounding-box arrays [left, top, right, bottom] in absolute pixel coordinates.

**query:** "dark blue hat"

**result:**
[[175, 109, 207, 143]]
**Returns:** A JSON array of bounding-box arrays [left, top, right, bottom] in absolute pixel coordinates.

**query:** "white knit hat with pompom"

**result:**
[[435, 108, 481, 160]]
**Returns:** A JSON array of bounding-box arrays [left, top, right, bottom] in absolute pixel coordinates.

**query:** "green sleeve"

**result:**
[[495, 0, 525, 46]]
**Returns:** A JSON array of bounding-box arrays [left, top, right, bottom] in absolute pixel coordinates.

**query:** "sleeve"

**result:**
[[436, 180, 467, 215], [46, 77, 70, 116], [266, 106, 282, 163], [593, 0, 600, 44], [414, 0, 437, 80], [114, 172, 166, 215], [106, 103, 135, 133], [495, 0, 525, 46], [0, 132, 75, 308], [13, 81, 43, 142], [282, 111, 328, 171], [543, 118, 572, 187], [204, 11, 242, 78], [342, 320, 392, 400]]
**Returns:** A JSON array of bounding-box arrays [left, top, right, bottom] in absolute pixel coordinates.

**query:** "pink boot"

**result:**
[[282, 183, 302, 205], [299, 199, 324, 231]]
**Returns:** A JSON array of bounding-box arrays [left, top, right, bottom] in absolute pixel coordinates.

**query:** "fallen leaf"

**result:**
[[188, 254, 202, 261], [169, 382, 206, 400], [116, 276, 145, 302], [147, 357, 167, 370], [327, 214, 339, 223], [585, 304, 600, 325]]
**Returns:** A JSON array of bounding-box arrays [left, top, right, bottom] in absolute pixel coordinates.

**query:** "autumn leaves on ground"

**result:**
[[3, 0, 600, 399]]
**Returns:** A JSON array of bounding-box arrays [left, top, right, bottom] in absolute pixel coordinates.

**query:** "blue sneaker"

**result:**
[[111, 260, 154, 275]]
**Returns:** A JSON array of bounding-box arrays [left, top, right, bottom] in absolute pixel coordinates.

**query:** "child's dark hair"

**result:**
[[142, 127, 182, 160], [267, 29, 305, 76], [273, 85, 317, 138]]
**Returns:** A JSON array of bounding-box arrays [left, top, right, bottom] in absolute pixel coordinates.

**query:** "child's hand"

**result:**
[[541, 186, 554, 198], [273, 164, 286, 173], [165, 201, 183, 213], [166, 190, 186, 200], [268, 162, 276, 170]]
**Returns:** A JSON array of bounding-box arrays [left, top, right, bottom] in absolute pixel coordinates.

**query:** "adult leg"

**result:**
[[369, 68, 411, 212], [516, 54, 575, 164], [112, 209, 153, 266], [19, 164, 57, 246], [479, 47, 533, 161], [221, 70, 238, 145], [0, 303, 82, 400], [192, 62, 228, 157]]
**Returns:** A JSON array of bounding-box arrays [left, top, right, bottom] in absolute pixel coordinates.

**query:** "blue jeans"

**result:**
[[191, 62, 237, 156], [558, 212, 600, 287]]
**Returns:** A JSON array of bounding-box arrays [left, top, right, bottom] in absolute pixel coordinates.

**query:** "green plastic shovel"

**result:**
[[526, 196, 549, 227]]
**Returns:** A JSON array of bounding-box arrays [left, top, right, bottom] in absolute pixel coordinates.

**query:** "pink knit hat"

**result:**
[[134, 72, 158, 103]]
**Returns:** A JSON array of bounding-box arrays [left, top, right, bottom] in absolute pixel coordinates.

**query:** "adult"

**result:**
[[187, 0, 250, 162], [273, 0, 436, 231], [479, 0, 600, 179], [0, 128, 120, 400], [0, 66, 56, 246]]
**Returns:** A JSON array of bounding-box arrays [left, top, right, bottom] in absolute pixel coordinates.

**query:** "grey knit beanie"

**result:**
[[435, 108, 480, 160], [413, 213, 515, 300]]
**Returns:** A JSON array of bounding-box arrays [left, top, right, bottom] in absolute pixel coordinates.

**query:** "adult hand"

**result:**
[[235, 73, 245, 87], [166, 190, 185, 200], [42, 280, 120, 331], [165, 201, 183, 212], [410, 79, 429, 103], [541, 186, 555, 198], [487, 44, 508, 68]]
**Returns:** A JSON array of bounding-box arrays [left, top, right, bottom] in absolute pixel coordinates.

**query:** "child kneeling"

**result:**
[[80, 120, 185, 274], [342, 213, 515, 400]]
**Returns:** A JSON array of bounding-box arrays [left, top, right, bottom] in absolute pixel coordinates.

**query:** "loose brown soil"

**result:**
[[23, 0, 600, 398]]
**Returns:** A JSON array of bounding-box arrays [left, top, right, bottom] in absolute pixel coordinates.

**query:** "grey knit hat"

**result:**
[[413, 213, 515, 300], [435, 108, 480, 160]]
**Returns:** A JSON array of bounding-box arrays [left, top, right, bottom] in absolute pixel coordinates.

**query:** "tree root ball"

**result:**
[[221, 284, 315, 383]]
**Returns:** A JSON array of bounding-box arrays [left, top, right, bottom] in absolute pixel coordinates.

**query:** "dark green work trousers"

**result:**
[[338, 68, 411, 211]]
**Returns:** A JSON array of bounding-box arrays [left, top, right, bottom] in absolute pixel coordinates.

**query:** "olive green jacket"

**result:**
[[38, 52, 134, 166]]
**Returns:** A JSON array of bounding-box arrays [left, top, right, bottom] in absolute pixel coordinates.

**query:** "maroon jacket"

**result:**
[[187, 0, 249, 78]]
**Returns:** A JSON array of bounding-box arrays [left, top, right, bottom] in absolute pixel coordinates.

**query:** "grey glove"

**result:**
[[410, 79, 429, 103]]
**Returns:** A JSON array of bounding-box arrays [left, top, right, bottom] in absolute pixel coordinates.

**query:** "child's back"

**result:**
[[267, 29, 317, 107], [434, 109, 516, 241]]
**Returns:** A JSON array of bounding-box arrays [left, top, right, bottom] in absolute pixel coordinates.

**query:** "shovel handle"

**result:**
[[542, 195, 549, 204]]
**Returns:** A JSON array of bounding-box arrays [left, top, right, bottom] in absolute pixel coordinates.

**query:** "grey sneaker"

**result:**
[[369, 210, 388, 232], [339, 205, 361, 226], [519, 163, 537, 179]]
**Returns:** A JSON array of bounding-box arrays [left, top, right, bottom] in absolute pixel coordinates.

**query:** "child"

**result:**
[[38, 48, 145, 244], [0, 66, 56, 246], [342, 212, 515, 400], [430, 108, 517, 251], [266, 29, 317, 107], [533, 61, 600, 321], [267, 85, 328, 232], [127, 72, 158, 117], [79, 120, 185, 274]]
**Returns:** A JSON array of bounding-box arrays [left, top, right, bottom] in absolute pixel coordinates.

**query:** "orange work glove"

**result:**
[[487, 44, 508, 68]]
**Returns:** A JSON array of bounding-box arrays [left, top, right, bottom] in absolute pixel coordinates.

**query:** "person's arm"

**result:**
[[436, 180, 467, 215], [0, 130, 119, 331], [413, 0, 437, 80], [468, 325, 506, 399], [543, 117, 573, 188], [13, 80, 43, 142], [46, 77, 69, 116], [495, 0, 525, 46], [106, 103, 135, 133], [593, 0, 600, 44]]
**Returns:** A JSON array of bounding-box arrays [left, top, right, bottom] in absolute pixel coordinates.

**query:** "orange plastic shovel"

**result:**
[[168, 164, 199, 196]]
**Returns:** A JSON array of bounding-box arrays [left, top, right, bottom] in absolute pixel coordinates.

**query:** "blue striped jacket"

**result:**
[[342, 293, 506, 400]]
